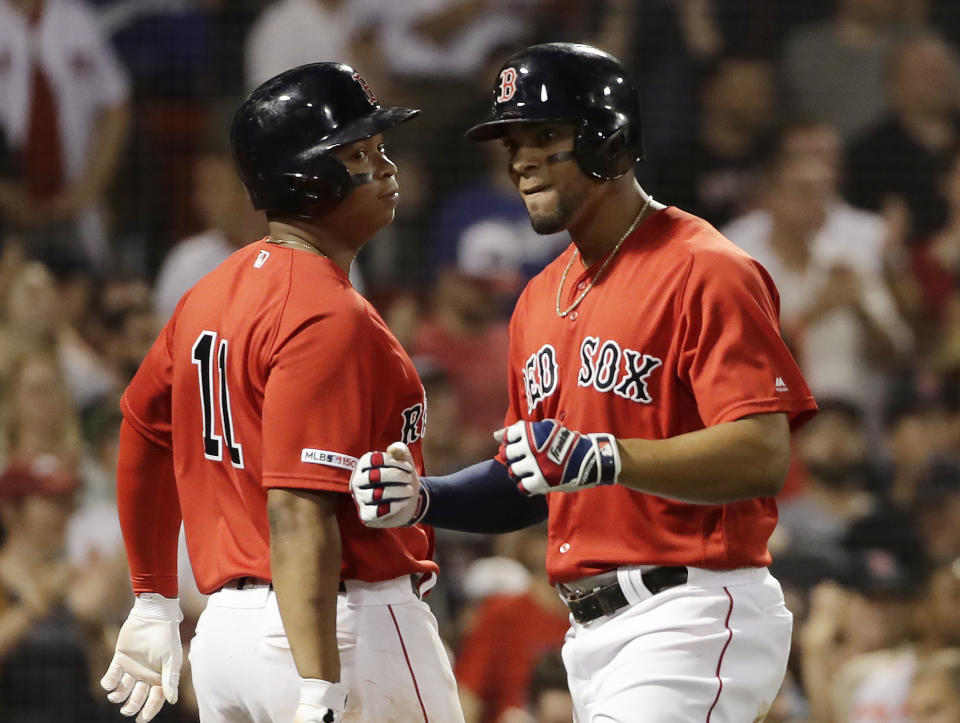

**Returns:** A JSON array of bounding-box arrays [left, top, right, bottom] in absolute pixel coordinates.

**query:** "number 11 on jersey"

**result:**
[[191, 330, 244, 468]]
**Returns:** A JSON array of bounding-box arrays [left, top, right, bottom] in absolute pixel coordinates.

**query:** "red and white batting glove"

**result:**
[[497, 419, 621, 496], [294, 679, 348, 723], [350, 442, 427, 528], [100, 593, 183, 723]]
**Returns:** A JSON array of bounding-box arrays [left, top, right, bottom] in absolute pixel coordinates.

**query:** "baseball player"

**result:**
[[99, 63, 463, 723], [352, 43, 818, 722]]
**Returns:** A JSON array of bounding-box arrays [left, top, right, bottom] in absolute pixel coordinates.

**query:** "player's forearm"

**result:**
[[116, 419, 181, 596], [268, 488, 342, 682], [420, 459, 548, 533], [615, 412, 790, 503]]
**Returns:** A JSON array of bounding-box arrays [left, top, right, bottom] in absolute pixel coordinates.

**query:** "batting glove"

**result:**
[[350, 442, 427, 528], [294, 679, 349, 722], [497, 419, 621, 496], [100, 593, 183, 723]]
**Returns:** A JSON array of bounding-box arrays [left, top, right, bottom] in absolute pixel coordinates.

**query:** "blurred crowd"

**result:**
[[2, 0, 960, 721]]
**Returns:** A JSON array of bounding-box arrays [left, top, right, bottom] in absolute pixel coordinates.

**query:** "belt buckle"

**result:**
[[559, 573, 623, 624]]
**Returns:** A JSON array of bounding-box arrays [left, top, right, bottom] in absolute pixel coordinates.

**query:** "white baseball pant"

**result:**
[[562, 566, 793, 723], [188, 576, 464, 722]]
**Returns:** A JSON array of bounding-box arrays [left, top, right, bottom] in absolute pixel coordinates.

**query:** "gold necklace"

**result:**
[[266, 236, 326, 256], [555, 195, 654, 318]]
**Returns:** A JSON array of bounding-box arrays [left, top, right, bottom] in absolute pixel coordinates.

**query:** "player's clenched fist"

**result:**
[[497, 420, 621, 496], [100, 593, 183, 723], [350, 442, 425, 528], [294, 679, 348, 722]]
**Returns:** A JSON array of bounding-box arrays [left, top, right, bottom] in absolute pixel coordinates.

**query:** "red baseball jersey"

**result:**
[[121, 240, 437, 594], [503, 207, 817, 583]]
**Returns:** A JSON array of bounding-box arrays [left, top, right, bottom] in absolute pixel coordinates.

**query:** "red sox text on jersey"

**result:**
[[523, 339, 663, 413]]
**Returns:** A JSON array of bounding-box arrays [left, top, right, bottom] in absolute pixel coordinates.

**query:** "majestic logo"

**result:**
[[496, 67, 518, 103], [254, 250, 270, 268], [400, 402, 425, 445], [577, 336, 662, 404], [775, 376, 789, 392], [523, 344, 559, 413], [353, 72, 378, 104]]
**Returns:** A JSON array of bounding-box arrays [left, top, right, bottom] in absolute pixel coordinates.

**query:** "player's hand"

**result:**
[[496, 420, 621, 496], [350, 442, 426, 528], [294, 679, 348, 722], [100, 593, 183, 723]]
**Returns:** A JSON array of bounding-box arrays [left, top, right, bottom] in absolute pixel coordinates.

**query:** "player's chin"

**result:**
[[363, 203, 397, 232], [528, 209, 567, 235]]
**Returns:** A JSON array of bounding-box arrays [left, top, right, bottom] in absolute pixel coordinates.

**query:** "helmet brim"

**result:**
[[465, 115, 575, 142], [314, 106, 420, 153]]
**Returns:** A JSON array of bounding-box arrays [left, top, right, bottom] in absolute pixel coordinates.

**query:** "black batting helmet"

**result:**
[[465, 43, 643, 180], [231, 63, 419, 217]]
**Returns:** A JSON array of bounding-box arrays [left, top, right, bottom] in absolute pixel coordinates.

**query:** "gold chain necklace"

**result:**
[[266, 236, 326, 256], [555, 195, 653, 318]]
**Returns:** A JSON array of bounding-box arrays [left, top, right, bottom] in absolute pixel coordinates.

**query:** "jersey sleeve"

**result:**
[[261, 306, 375, 493], [121, 317, 175, 448], [116, 420, 180, 596], [677, 250, 817, 429]]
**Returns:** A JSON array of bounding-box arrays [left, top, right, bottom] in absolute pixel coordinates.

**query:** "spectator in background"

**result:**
[[430, 142, 569, 293], [93, 0, 218, 99], [833, 554, 960, 723], [455, 525, 569, 723], [714, 0, 834, 58], [411, 266, 510, 461], [375, 0, 538, 83], [655, 54, 776, 228], [883, 380, 958, 510], [0, 0, 130, 271], [846, 33, 960, 241], [767, 552, 840, 723], [0, 456, 96, 721], [800, 513, 930, 722], [521, 650, 574, 723], [911, 457, 960, 565], [153, 119, 266, 319], [907, 647, 960, 723], [777, 398, 879, 561], [724, 145, 911, 411], [781, 0, 901, 141], [899, 0, 960, 56], [0, 348, 83, 467], [100, 286, 158, 388], [618, 0, 721, 173], [0, 261, 117, 411], [0, 129, 13, 242], [415, 358, 476, 476], [910, 146, 960, 337], [245, 0, 372, 91]]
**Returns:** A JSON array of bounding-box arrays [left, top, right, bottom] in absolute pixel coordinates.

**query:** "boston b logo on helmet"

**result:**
[[466, 43, 644, 181], [230, 63, 419, 218]]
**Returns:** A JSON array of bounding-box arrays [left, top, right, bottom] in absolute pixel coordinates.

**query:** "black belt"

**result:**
[[337, 576, 422, 597], [222, 577, 420, 596], [219, 576, 272, 591], [557, 566, 688, 624]]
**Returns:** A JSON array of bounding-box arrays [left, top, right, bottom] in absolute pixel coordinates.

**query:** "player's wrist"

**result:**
[[131, 593, 183, 622], [299, 679, 348, 713], [588, 432, 621, 486], [407, 480, 432, 525]]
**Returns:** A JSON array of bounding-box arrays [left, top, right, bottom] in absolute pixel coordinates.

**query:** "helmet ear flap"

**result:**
[[280, 155, 354, 217], [574, 122, 634, 180]]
